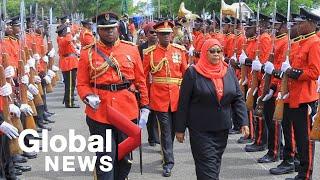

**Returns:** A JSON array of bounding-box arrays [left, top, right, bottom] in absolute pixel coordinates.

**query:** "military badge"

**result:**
[[172, 52, 181, 64]]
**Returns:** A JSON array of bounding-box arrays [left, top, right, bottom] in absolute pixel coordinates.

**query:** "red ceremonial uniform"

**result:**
[[224, 33, 236, 58], [287, 34, 320, 108], [77, 40, 149, 124], [143, 43, 188, 112], [3, 36, 19, 68], [57, 33, 78, 72]]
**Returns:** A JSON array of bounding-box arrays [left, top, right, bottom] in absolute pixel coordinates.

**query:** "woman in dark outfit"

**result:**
[[175, 39, 249, 180]]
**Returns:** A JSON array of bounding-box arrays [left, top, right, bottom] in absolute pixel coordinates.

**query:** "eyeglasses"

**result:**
[[208, 48, 222, 54], [149, 30, 156, 34]]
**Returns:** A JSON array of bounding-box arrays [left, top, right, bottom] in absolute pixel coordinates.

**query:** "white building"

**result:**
[[231, 2, 254, 20]]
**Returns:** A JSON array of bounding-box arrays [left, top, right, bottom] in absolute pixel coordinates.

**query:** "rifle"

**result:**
[[25, 46, 44, 107], [238, 0, 247, 95], [254, 1, 277, 117], [48, 7, 58, 87], [273, 0, 291, 122], [19, 0, 36, 129], [0, 65, 22, 155], [40, 44, 53, 93], [246, 2, 260, 110]]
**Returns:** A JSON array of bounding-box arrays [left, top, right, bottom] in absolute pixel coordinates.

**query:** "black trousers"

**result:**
[[263, 97, 282, 158], [282, 104, 297, 161], [86, 116, 131, 180], [0, 135, 15, 179], [62, 68, 77, 107], [154, 111, 175, 169], [190, 129, 228, 180], [146, 110, 159, 144], [288, 103, 316, 180]]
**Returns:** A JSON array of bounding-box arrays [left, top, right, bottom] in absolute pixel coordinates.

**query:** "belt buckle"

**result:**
[[110, 84, 117, 91]]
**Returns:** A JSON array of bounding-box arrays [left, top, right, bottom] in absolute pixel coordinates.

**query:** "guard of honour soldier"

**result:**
[[0, 3, 319, 180]]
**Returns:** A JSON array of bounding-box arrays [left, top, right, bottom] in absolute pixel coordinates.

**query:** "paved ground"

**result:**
[[18, 82, 320, 180]]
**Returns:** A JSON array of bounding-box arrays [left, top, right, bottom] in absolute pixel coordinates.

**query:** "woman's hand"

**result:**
[[240, 126, 250, 138], [175, 132, 185, 143]]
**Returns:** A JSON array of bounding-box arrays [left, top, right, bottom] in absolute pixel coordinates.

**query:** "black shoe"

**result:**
[[6, 176, 20, 180], [14, 164, 31, 172], [229, 129, 240, 134], [44, 111, 55, 117], [38, 124, 52, 131], [22, 151, 37, 159], [65, 104, 80, 108], [13, 168, 22, 176], [285, 175, 302, 180], [269, 160, 295, 175], [258, 154, 279, 163], [149, 142, 156, 146], [237, 136, 254, 144], [12, 155, 27, 164], [245, 144, 267, 152], [162, 168, 171, 177], [44, 118, 55, 123]]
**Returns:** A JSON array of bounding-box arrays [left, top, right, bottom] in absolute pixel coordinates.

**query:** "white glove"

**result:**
[[67, 27, 71, 33], [27, 91, 34, 101], [188, 45, 195, 56], [76, 49, 80, 55], [42, 55, 49, 63], [4, 66, 15, 78], [0, 83, 12, 96], [47, 70, 56, 78], [252, 57, 262, 71], [52, 65, 60, 71], [138, 108, 150, 128], [20, 104, 33, 116], [85, 94, 101, 109], [312, 114, 318, 125], [276, 92, 282, 100], [21, 75, 29, 85], [44, 75, 52, 84], [281, 56, 291, 73], [33, 76, 42, 83], [242, 77, 248, 86], [48, 48, 56, 58], [231, 53, 237, 62], [264, 61, 274, 75], [72, 35, 77, 41], [9, 104, 21, 117], [0, 121, 19, 139], [28, 84, 39, 95], [247, 87, 258, 97], [239, 50, 248, 65], [24, 65, 30, 74], [317, 76, 320, 92], [282, 92, 289, 99], [27, 57, 36, 69], [262, 89, 274, 101], [33, 53, 41, 61]]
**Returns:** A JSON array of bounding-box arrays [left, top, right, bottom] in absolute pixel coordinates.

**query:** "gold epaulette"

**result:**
[[120, 40, 136, 46], [143, 45, 156, 55], [3, 36, 9, 40], [171, 43, 186, 51]]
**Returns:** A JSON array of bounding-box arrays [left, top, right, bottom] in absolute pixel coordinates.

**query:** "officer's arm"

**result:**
[[133, 48, 149, 107], [292, 43, 320, 81], [76, 49, 95, 100]]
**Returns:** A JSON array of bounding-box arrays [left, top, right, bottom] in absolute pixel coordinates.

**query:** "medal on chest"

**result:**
[[172, 52, 181, 64]]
